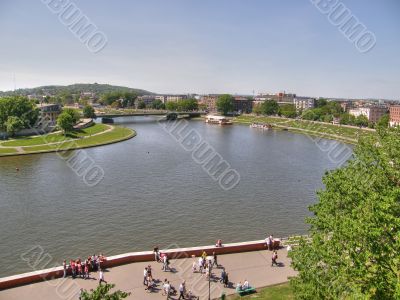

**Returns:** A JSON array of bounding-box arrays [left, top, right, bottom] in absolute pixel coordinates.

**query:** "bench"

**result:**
[[238, 287, 256, 296]]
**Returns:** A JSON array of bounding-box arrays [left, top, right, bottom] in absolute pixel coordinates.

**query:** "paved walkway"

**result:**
[[0, 250, 296, 300]]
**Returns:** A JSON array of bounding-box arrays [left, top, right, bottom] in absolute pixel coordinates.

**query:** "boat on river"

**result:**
[[205, 115, 232, 125], [250, 123, 272, 130]]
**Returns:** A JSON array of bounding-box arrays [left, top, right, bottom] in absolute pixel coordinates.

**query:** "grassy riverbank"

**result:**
[[229, 283, 293, 300], [0, 124, 135, 157], [234, 115, 376, 144]]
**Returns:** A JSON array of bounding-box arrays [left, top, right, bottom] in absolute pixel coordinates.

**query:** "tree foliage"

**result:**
[[0, 96, 39, 132], [79, 283, 130, 300], [100, 91, 138, 107], [261, 100, 279, 115], [5, 116, 24, 136], [216, 94, 234, 115], [83, 105, 96, 119], [165, 99, 198, 111], [289, 127, 400, 299], [150, 99, 165, 110], [279, 104, 297, 118], [62, 108, 80, 124], [57, 112, 75, 135]]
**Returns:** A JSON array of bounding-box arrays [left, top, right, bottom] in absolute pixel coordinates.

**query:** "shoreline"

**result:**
[[0, 125, 136, 158], [0, 239, 287, 290]]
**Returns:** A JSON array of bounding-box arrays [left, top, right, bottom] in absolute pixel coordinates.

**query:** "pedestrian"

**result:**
[[223, 272, 229, 287], [71, 260, 76, 278], [212, 251, 218, 267], [220, 268, 226, 283], [271, 251, 278, 267], [143, 267, 148, 285], [154, 246, 160, 262], [162, 254, 169, 271], [84, 263, 90, 279], [63, 260, 67, 278], [269, 235, 274, 251], [99, 269, 107, 285], [178, 280, 186, 299]]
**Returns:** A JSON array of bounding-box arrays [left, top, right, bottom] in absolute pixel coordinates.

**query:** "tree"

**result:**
[[279, 104, 297, 118], [289, 127, 400, 299], [252, 103, 262, 115], [377, 114, 389, 128], [137, 100, 146, 109], [0, 96, 39, 131], [83, 105, 96, 119], [79, 283, 130, 300], [150, 99, 165, 110], [62, 108, 80, 124], [315, 98, 328, 108], [261, 100, 279, 115], [355, 115, 369, 127], [216, 94, 234, 115], [57, 112, 75, 135], [165, 101, 178, 111], [5, 116, 24, 136]]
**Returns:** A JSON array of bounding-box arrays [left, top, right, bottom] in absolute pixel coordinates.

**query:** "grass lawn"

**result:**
[[22, 126, 134, 153], [0, 124, 109, 147], [230, 283, 293, 300], [0, 147, 18, 154], [234, 115, 375, 142]]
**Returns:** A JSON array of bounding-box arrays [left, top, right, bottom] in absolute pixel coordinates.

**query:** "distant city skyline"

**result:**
[[0, 0, 399, 99]]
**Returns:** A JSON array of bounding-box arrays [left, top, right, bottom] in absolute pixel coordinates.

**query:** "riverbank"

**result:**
[[233, 115, 376, 144], [0, 124, 136, 157], [0, 241, 296, 299]]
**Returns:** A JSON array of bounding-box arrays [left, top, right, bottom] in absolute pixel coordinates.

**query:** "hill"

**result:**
[[0, 83, 153, 97]]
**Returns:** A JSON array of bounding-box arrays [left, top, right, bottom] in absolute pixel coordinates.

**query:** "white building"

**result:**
[[294, 97, 315, 112], [349, 106, 388, 123]]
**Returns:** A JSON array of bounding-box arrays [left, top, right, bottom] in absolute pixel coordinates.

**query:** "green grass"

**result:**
[[230, 283, 293, 300], [0, 124, 109, 147], [22, 126, 134, 153], [234, 115, 376, 142], [0, 148, 18, 154]]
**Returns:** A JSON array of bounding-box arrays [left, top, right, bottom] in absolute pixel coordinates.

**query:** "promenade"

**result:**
[[0, 249, 296, 300]]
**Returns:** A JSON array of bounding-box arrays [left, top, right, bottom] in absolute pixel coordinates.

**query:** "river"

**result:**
[[0, 117, 351, 277]]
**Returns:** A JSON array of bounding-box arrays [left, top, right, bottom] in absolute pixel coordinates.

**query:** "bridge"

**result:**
[[96, 111, 206, 122]]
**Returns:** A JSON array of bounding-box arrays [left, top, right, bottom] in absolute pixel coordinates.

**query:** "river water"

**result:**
[[0, 117, 349, 277]]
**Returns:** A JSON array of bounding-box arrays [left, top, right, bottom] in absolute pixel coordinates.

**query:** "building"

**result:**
[[233, 96, 252, 114], [165, 95, 188, 103], [198, 95, 218, 112], [36, 103, 62, 128], [349, 106, 388, 123], [389, 105, 400, 127], [137, 95, 156, 106], [294, 97, 315, 112], [254, 92, 296, 105]]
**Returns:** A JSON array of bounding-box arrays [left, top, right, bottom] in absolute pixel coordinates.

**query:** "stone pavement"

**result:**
[[0, 249, 296, 300]]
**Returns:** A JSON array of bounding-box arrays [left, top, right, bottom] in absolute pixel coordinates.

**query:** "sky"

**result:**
[[0, 0, 399, 99]]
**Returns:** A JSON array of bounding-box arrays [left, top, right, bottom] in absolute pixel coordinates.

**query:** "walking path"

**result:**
[[0, 249, 296, 300]]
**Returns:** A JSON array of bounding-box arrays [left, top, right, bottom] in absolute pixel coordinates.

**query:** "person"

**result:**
[[84, 262, 90, 279], [236, 281, 243, 292], [163, 279, 171, 298], [147, 265, 153, 280], [162, 254, 169, 271], [215, 239, 222, 247], [154, 247, 160, 262], [213, 251, 218, 267], [99, 269, 107, 285], [63, 260, 67, 278], [192, 261, 197, 273], [265, 236, 271, 251], [143, 267, 148, 285], [220, 268, 226, 283], [223, 272, 229, 287], [71, 260, 76, 278], [271, 251, 278, 267], [77, 260, 83, 278], [198, 257, 204, 274], [243, 279, 250, 289], [178, 280, 186, 300], [145, 276, 154, 292], [78, 288, 84, 300], [201, 251, 207, 260]]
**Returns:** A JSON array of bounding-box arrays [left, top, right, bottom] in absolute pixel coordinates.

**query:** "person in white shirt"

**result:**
[[243, 279, 250, 289], [98, 269, 107, 285], [143, 267, 148, 285]]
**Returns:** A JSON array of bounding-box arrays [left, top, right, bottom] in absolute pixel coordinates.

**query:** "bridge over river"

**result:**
[[97, 111, 206, 122]]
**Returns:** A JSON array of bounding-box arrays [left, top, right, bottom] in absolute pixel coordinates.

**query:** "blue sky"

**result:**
[[0, 0, 399, 99]]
